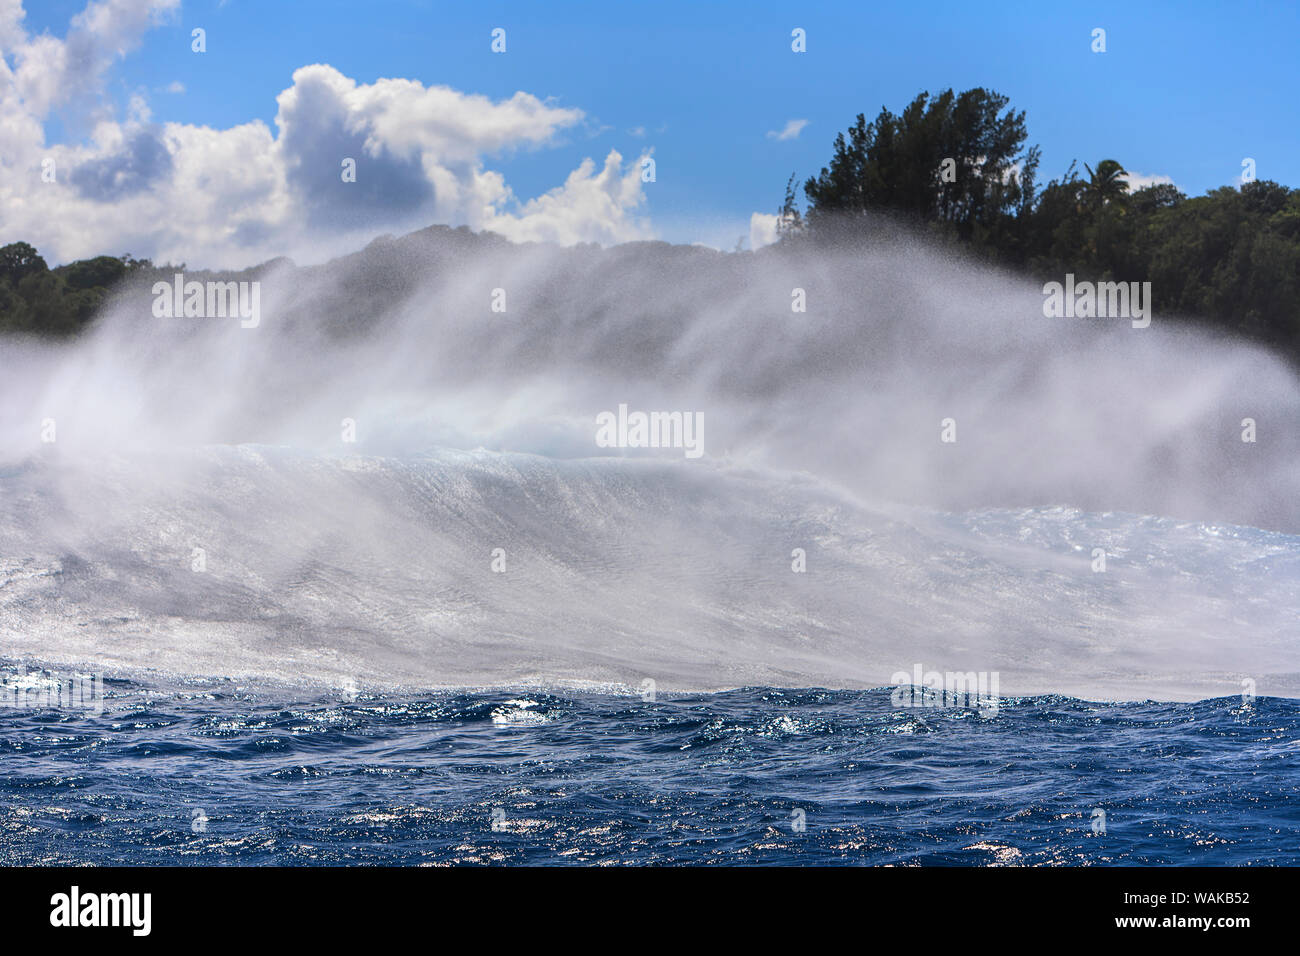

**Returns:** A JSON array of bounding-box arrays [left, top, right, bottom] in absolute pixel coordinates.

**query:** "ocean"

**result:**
[[3, 673, 1298, 865]]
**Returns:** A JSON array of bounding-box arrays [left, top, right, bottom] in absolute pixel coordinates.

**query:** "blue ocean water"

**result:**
[[3, 673, 1298, 865]]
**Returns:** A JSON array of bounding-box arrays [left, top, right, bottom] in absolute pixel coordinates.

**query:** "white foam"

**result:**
[[2, 234, 1297, 701]]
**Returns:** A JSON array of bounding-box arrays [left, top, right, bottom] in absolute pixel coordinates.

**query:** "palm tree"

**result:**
[[1082, 159, 1129, 209]]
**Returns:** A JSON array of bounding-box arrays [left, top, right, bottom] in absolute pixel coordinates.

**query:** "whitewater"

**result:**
[[2, 227, 1298, 702]]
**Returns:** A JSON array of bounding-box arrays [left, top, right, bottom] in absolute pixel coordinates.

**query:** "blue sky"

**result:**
[[7, 0, 1299, 262]]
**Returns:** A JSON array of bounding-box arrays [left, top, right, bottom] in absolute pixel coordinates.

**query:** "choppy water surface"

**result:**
[[3, 674, 1297, 865]]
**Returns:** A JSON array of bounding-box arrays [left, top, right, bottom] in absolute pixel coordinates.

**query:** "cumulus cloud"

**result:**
[[9, 0, 178, 119], [1121, 170, 1176, 192], [68, 125, 173, 200], [0, 2, 654, 266], [766, 119, 808, 141], [749, 212, 780, 250], [0, 0, 28, 50], [483, 149, 652, 246], [1, 0, 175, 171]]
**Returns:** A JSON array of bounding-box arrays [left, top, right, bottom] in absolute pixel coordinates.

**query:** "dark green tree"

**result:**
[[0, 241, 48, 285], [787, 88, 1300, 362], [802, 88, 1038, 245], [1081, 159, 1129, 210]]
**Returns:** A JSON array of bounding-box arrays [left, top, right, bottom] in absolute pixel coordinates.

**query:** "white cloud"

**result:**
[[749, 212, 780, 250], [0, 0, 28, 49], [766, 119, 808, 142], [483, 149, 652, 246], [0, 2, 654, 266], [10, 0, 178, 118], [1121, 170, 1176, 192]]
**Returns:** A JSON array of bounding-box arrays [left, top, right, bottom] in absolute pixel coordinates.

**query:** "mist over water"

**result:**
[[2, 227, 1298, 700]]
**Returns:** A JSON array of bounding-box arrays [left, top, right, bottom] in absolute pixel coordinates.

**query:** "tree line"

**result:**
[[781, 87, 1300, 361], [0, 241, 156, 336]]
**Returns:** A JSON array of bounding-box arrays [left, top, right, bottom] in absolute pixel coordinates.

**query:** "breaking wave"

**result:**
[[2, 228, 1297, 700]]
